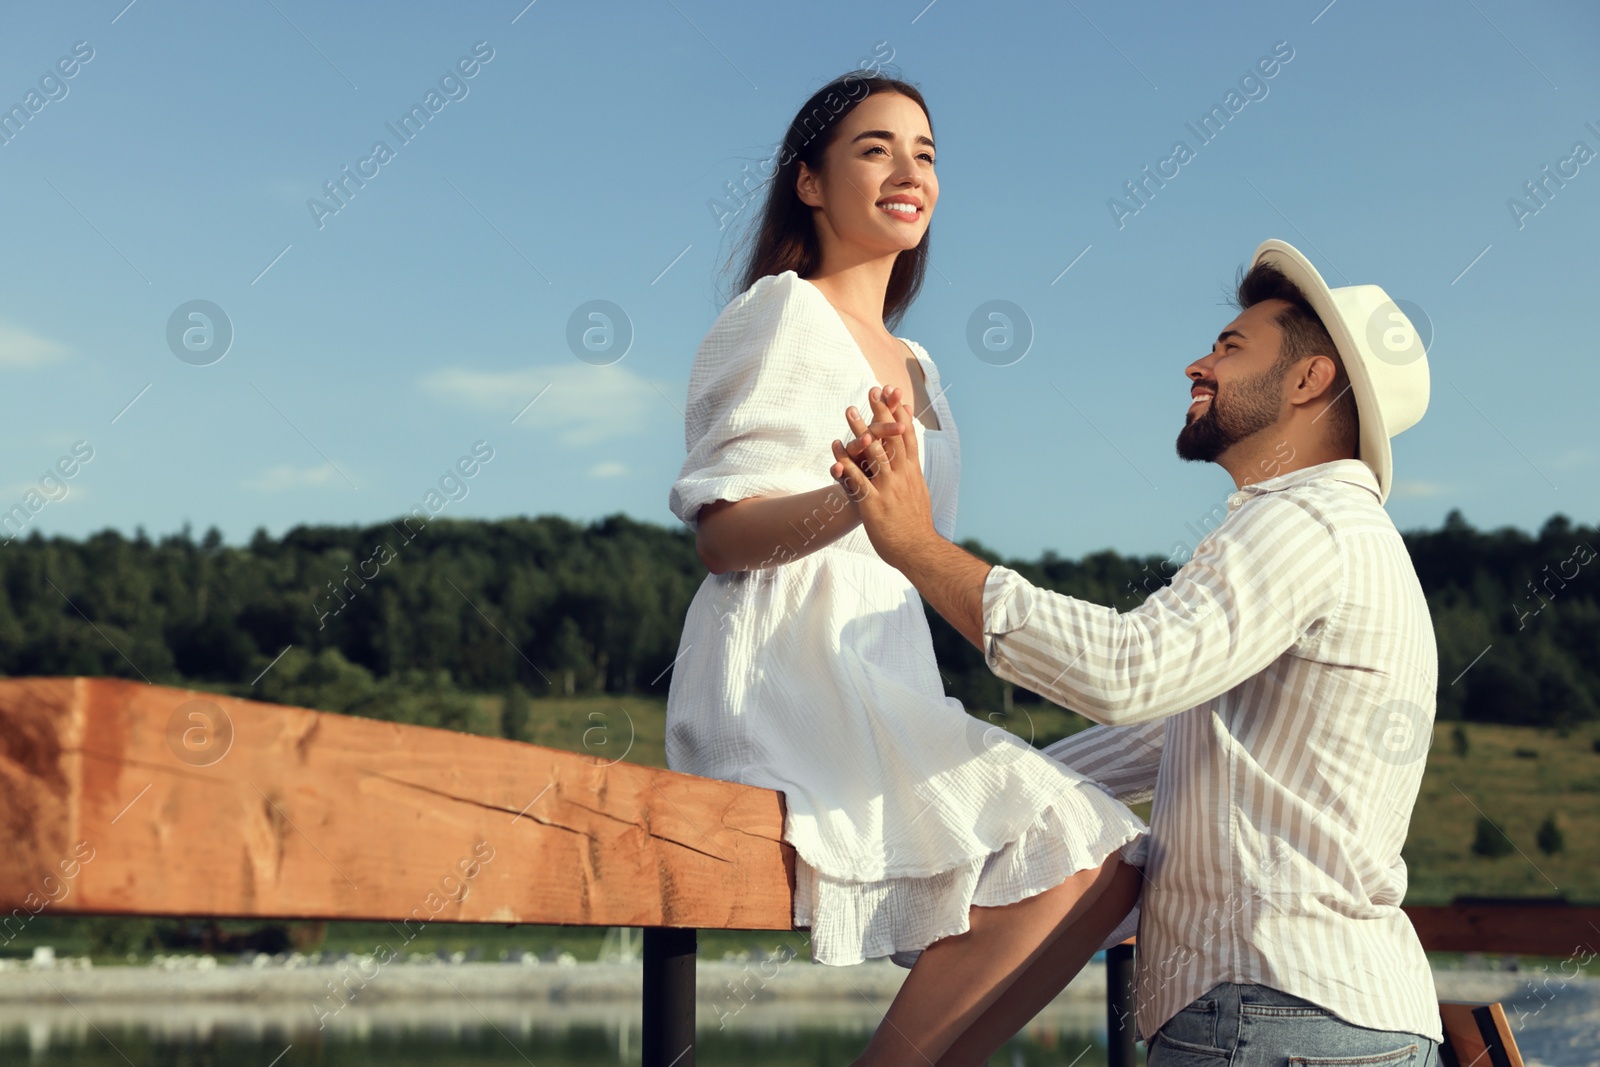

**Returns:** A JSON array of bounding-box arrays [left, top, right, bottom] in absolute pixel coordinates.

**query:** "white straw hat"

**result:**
[[1250, 239, 1430, 504]]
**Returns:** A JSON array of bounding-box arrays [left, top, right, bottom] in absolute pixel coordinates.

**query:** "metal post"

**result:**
[[643, 926, 696, 1067], [1106, 942, 1136, 1067]]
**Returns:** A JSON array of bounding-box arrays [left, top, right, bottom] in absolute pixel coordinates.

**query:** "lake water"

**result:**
[[5, 965, 1596, 1065], [0, 999, 1136, 1066]]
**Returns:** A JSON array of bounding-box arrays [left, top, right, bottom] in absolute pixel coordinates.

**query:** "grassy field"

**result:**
[[506, 693, 670, 767], [1403, 720, 1598, 903], [497, 693, 1097, 783]]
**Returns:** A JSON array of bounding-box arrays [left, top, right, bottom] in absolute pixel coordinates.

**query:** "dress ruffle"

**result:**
[[793, 778, 1148, 967]]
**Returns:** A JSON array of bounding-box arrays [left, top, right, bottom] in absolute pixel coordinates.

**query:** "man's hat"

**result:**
[[1250, 239, 1430, 505]]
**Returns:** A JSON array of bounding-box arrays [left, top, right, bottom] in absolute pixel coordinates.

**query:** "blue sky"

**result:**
[[2, 0, 1595, 562]]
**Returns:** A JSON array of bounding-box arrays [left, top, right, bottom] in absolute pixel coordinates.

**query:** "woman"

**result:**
[[666, 72, 1146, 1066]]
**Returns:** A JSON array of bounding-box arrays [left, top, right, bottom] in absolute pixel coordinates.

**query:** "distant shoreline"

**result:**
[[0, 956, 1545, 1007], [1, 956, 926, 1005]]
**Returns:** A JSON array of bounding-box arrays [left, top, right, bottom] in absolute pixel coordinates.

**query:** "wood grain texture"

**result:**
[[0, 677, 795, 931], [1403, 901, 1600, 957], [5, 676, 1596, 961]]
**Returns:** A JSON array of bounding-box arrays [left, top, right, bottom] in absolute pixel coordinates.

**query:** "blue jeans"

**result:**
[[1147, 983, 1440, 1066]]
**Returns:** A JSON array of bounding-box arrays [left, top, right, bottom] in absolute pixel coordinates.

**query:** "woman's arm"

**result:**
[[695, 484, 863, 574], [694, 389, 910, 575]]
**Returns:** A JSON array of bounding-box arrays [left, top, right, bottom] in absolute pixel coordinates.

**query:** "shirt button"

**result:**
[[1228, 493, 1247, 510]]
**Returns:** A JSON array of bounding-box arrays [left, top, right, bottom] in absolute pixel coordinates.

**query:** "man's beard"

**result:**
[[1176, 363, 1286, 463]]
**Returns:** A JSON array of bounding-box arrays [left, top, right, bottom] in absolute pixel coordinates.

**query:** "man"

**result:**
[[829, 239, 1442, 1064]]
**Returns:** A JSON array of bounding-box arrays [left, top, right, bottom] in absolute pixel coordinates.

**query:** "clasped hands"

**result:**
[[830, 384, 939, 569]]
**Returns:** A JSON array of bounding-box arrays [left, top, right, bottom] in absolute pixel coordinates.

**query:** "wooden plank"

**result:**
[[1440, 1002, 1490, 1067], [1405, 901, 1600, 957], [0, 677, 795, 931], [1440, 1002, 1523, 1067], [1474, 1003, 1525, 1067], [6, 674, 1595, 959]]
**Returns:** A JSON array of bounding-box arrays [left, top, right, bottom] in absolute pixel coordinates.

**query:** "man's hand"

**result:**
[[831, 384, 939, 570]]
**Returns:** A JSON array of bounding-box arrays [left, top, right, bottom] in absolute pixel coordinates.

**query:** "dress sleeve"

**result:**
[[668, 272, 844, 532]]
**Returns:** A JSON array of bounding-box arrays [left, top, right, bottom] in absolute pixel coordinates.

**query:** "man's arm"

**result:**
[[831, 387, 991, 648], [890, 536, 991, 651], [978, 495, 1339, 726], [831, 390, 1341, 728]]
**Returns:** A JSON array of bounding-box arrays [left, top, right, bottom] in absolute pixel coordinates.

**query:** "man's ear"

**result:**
[[1290, 354, 1340, 407]]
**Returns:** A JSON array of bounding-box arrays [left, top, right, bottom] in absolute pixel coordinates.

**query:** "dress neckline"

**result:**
[[794, 274, 946, 434]]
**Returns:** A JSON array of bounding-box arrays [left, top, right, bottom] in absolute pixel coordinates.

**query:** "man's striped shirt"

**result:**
[[981, 459, 1442, 1042]]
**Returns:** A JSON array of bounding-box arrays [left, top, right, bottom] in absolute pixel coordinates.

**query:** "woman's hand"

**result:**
[[843, 385, 911, 477]]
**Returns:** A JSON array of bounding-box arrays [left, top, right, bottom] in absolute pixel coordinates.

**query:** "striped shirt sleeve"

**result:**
[[1041, 721, 1165, 805], [981, 494, 1343, 726]]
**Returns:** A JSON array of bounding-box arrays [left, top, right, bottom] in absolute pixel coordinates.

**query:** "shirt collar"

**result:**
[[1226, 458, 1379, 511]]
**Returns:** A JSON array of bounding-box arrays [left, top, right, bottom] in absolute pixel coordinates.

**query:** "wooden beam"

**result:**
[[6, 676, 1596, 963], [0, 677, 795, 931], [1404, 901, 1600, 958]]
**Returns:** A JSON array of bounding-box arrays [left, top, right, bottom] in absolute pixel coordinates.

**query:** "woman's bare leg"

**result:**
[[936, 856, 1141, 1066], [848, 854, 1139, 1067]]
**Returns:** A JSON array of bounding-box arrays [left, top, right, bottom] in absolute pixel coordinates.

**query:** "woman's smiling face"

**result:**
[[796, 91, 937, 259]]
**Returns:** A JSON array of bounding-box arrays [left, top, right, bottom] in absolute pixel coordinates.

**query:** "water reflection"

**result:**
[[0, 998, 1139, 1065]]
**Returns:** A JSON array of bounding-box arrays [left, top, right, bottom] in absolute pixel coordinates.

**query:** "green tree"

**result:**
[[502, 683, 532, 742], [1471, 815, 1515, 858], [84, 917, 156, 957], [1464, 661, 1542, 726], [1536, 813, 1565, 856], [1, 510, 1596, 736]]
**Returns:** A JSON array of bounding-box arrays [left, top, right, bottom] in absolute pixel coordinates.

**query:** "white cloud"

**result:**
[[1391, 480, 1448, 499], [1549, 448, 1595, 471], [0, 482, 88, 504], [588, 461, 629, 478], [419, 363, 679, 446], [0, 322, 70, 368], [242, 464, 344, 492]]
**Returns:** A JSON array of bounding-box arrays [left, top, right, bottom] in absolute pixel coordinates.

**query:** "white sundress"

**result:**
[[665, 269, 1147, 966]]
